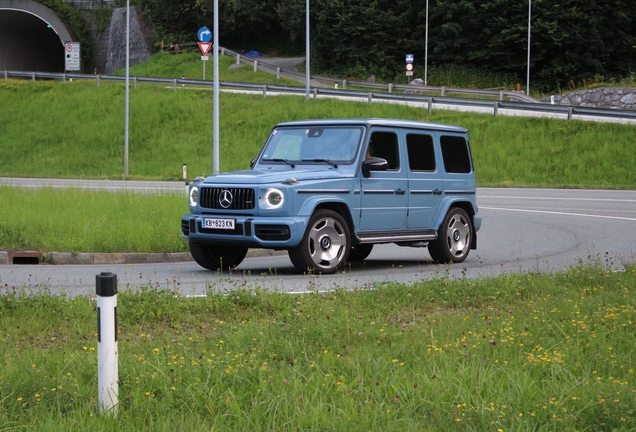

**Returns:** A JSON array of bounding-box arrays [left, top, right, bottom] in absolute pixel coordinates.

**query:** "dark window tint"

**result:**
[[406, 134, 436, 171], [367, 131, 399, 170], [440, 136, 472, 173]]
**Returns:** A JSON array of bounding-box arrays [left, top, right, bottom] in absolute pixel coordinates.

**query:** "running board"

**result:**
[[355, 230, 437, 244]]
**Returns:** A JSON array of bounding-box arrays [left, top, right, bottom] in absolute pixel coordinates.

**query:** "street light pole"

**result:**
[[124, 0, 130, 177], [424, 0, 429, 86], [213, 0, 219, 175], [526, 0, 532, 96], [305, 0, 310, 100]]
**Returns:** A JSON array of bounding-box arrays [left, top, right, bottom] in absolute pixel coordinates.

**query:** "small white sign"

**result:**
[[201, 56, 209, 61], [64, 42, 80, 71]]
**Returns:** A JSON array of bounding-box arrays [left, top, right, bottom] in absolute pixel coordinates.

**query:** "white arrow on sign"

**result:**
[[198, 42, 212, 56]]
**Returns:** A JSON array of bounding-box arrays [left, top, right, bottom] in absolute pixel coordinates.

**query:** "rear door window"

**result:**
[[406, 133, 436, 171]]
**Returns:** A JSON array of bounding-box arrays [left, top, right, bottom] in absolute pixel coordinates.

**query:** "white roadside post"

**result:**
[[96, 272, 118, 416]]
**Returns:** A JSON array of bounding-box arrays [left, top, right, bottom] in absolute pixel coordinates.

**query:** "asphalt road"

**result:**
[[1, 183, 634, 297]]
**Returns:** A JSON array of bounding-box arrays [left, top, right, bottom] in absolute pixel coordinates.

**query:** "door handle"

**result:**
[[433, 189, 442, 195], [396, 189, 406, 195]]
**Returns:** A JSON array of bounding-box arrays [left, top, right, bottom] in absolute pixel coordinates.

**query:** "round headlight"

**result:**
[[264, 188, 284, 209], [189, 186, 198, 207]]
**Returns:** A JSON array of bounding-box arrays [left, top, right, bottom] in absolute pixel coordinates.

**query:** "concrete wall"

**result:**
[[103, 6, 150, 74], [543, 88, 636, 111]]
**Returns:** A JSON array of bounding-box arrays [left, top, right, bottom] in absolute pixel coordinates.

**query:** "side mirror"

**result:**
[[362, 157, 388, 178], [250, 158, 257, 169]]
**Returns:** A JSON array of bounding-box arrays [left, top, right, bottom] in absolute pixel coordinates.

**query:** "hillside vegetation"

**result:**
[[1, 53, 635, 188], [136, 0, 636, 92]]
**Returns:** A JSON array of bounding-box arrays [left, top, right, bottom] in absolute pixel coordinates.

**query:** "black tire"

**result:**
[[289, 210, 350, 274], [189, 242, 248, 271], [348, 244, 374, 262], [428, 207, 473, 264]]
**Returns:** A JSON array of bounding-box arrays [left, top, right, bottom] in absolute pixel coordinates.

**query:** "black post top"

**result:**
[[96, 272, 117, 297]]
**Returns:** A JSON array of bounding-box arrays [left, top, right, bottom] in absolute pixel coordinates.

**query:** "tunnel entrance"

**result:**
[[0, 0, 76, 72]]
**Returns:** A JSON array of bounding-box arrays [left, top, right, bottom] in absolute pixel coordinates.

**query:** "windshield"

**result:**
[[260, 126, 364, 165]]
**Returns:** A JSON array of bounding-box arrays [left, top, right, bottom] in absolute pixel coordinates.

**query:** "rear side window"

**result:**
[[406, 134, 436, 171], [440, 136, 472, 173]]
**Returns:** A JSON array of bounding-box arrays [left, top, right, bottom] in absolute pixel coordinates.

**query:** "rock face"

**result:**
[[542, 88, 636, 111], [103, 7, 150, 74], [404, 78, 425, 94]]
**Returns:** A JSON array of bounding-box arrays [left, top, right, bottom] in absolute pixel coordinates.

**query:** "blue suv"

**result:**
[[182, 118, 481, 274]]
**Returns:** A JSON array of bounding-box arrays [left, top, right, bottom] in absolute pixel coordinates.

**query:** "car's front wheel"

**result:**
[[189, 242, 248, 271], [289, 210, 350, 274], [428, 207, 473, 263]]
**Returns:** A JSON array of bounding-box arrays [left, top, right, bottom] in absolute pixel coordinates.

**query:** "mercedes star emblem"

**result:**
[[219, 189, 233, 208]]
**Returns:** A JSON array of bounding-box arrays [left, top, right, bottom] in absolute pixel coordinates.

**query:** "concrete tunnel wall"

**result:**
[[0, 0, 76, 72]]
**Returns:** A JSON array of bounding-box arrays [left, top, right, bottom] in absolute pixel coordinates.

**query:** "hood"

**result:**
[[202, 167, 355, 186]]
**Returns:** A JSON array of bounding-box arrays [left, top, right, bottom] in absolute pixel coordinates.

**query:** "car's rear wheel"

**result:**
[[289, 210, 350, 274], [348, 244, 374, 262], [428, 207, 473, 263], [189, 242, 248, 271]]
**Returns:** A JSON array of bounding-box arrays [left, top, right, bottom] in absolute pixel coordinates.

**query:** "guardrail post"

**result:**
[[63, 73, 66, 83], [253, 60, 257, 72], [221, 47, 225, 55], [499, 91, 504, 101], [568, 107, 573, 120], [133, 77, 137, 89], [96, 75, 100, 87], [276, 67, 280, 79], [441, 86, 446, 96], [428, 97, 433, 115], [342, 79, 347, 90], [368, 93, 373, 104], [388, 83, 393, 93], [173, 79, 177, 90], [263, 85, 267, 98], [236, 54, 240, 64], [32, 72, 36, 81], [96, 272, 118, 417], [3, 71, 7, 80], [494, 101, 499, 117], [313, 88, 318, 99]]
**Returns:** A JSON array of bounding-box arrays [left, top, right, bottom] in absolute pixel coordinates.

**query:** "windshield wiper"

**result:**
[[302, 158, 339, 168], [262, 158, 295, 168]]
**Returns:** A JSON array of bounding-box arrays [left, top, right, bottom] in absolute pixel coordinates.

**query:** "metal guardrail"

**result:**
[[217, 47, 539, 104], [3, 69, 636, 122]]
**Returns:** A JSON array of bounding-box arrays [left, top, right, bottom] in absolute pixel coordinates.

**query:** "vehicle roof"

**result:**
[[275, 118, 468, 133]]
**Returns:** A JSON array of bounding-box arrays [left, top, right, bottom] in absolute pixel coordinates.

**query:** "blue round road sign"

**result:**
[[198, 27, 212, 43]]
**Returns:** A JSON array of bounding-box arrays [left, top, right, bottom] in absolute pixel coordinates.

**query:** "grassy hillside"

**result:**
[[1, 75, 635, 188]]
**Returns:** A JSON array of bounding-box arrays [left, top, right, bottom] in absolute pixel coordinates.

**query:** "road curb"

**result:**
[[1, 249, 286, 265]]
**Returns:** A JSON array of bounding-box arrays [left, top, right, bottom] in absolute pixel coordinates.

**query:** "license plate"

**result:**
[[203, 218, 235, 230]]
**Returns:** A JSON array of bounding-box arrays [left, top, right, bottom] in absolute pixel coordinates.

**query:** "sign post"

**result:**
[[64, 42, 80, 72], [405, 54, 414, 77], [198, 27, 212, 80]]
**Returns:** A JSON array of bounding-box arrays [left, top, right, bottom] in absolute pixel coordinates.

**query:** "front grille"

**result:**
[[255, 224, 291, 241], [200, 187, 255, 210]]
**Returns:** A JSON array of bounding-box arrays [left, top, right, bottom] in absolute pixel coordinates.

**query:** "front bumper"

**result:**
[[181, 213, 309, 249]]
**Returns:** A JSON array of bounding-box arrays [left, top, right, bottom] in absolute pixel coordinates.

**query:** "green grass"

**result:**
[[1, 265, 635, 430], [1, 62, 635, 253], [1, 78, 635, 188], [114, 51, 304, 86], [0, 187, 186, 253]]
